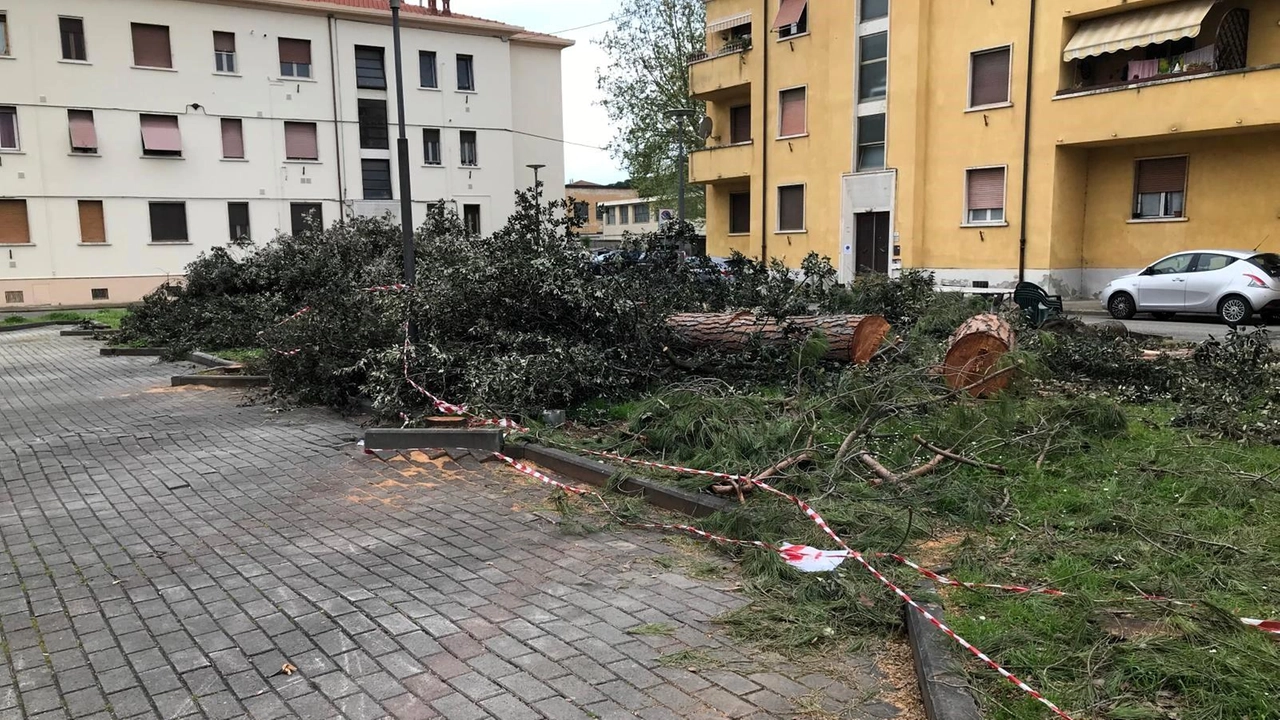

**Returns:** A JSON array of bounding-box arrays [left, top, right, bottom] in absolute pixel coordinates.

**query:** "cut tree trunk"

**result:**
[[942, 314, 1016, 397], [666, 313, 891, 364]]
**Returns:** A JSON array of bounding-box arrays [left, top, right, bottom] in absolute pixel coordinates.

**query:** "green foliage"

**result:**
[[1, 309, 129, 328]]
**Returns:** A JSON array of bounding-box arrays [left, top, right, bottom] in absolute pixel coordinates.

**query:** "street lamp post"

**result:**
[[389, 1, 415, 301], [527, 163, 546, 223], [665, 109, 695, 223]]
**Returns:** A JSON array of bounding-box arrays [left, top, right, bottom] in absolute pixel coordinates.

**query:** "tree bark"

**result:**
[[942, 314, 1016, 397], [666, 312, 891, 364]]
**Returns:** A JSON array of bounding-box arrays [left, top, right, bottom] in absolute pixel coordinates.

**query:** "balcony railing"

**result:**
[[688, 36, 752, 64]]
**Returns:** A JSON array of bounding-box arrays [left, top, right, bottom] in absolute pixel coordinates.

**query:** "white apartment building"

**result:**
[[0, 0, 570, 307], [595, 197, 705, 247]]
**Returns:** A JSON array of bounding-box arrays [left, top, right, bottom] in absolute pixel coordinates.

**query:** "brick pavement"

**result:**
[[0, 330, 898, 719]]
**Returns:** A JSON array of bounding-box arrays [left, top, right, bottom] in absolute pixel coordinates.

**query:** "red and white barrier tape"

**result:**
[[1135, 595, 1280, 636], [363, 283, 412, 293], [258, 306, 311, 336]]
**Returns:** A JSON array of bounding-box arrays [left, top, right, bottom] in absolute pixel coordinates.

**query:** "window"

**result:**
[[1193, 253, 1234, 273], [1133, 156, 1187, 220], [91, 288, 109, 301], [290, 203, 322, 236], [778, 87, 806, 137], [354, 46, 386, 90], [67, 110, 97, 154], [634, 204, 650, 224], [221, 118, 244, 159], [357, 99, 389, 150], [139, 115, 181, 157], [459, 130, 478, 166], [861, 0, 889, 21], [131, 23, 172, 69], [777, 185, 805, 232], [284, 122, 319, 161], [148, 202, 188, 242], [774, 0, 808, 38], [969, 47, 1011, 108], [279, 38, 312, 78], [423, 128, 441, 165], [620, 205, 630, 225], [362, 159, 393, 200], [4, 291, 23, 304], [59, 17, 86, 61], [856, 114, 885, 171], [0, 13, 8, 56], [0, 200, 30, 244], [419, 51, 438, 88], [729, 105, 751, 144], [595, 204, 605, 221], [965, 167, 1006, 224], [859, 33, 888, 101], [605, 207, 616, 225], [456, 54, 475, 91], [1149, 254, 1193, 275], [78, 200, 105, 243], [573, 201, 589, 222], [214, 31, 236, 73], [228, 202, 250, 241], [0, 106, 16, 150], [463, 204, 481, 235], [729, 192, 751, 234]]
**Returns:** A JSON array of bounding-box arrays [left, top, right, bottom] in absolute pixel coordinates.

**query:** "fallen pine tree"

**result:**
[[667, 312, 892, 364]]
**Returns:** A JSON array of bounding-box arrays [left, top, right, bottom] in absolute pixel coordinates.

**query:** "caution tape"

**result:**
[[363, 283, 412, 293], [258, 306, 311, 337], [1135, 595, 1280, 636]]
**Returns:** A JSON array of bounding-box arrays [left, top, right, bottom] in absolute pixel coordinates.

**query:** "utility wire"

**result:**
[[545, 17, 615, 35]]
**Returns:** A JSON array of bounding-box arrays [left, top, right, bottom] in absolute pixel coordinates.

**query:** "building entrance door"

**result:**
[[854, 212, 891, 274]]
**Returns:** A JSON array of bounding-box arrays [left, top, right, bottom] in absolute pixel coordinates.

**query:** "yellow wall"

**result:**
[[695, 0, 855, 265], [1082, 132, 1280, 268]]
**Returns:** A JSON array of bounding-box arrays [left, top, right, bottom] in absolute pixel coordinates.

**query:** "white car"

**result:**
[[1101, 250, 1280, 324]]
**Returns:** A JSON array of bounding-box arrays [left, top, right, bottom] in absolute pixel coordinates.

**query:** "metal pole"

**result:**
[[677, 131, 687, 223], [389, 0, 416, 339]]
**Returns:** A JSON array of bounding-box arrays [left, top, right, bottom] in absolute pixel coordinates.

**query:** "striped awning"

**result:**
[[1063, 0, 1218, 61], [707, 12, 751, 34]]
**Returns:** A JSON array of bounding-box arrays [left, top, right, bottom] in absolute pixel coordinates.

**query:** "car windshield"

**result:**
[[1247, 253, 1280, 277]]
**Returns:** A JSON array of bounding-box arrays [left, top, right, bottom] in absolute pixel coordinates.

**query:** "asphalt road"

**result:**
[[1079, 312, 1280, 344]]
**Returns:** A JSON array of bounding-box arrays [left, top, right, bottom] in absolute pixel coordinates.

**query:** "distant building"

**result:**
[[597, 197, 706, 248], [564, 180, 636, 242]]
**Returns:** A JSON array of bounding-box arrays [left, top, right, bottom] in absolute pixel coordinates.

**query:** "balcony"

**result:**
[[689, 141, 753, 185], [689, 12, 753, 101]]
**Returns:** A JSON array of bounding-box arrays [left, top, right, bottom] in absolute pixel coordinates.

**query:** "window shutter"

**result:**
[[0, 108, 16, 148], [278, 38, 311, 64], [68, 110, 98, 150], [778, 186, 805, 230], [773, 0, 808, 29], [213, 31, 235, 53], [78, 200, 106, 243], [284, 122, 318, 160], [140, 115, 181, 152], [779, 88, 806, 136], [729, 192, 751, 234], [970, 48, 1011, 107], [1136, 157, 1187, 194], [730, 105, 751, 144], [220, 119, 244, 158], [967, 168, 1006, 210], [0, 200, 30, 244], [131, 23, 172, 68]]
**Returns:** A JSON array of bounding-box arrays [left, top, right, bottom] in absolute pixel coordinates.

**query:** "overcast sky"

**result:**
[[453, 0, 627, 184]]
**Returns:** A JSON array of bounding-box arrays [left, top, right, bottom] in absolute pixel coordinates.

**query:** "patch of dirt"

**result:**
[[875, 636, 926, 720], [144, 385, 210, 394], [912, 530, 969, 569]]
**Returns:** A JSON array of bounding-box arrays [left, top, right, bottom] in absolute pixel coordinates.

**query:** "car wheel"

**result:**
[[1218, 295, 1253, 325], [1152, 312, 1175, 321], [1108, 292, 1137, 320]]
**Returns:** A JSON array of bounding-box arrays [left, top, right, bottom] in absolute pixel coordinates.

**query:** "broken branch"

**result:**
[[912, 436, 1006, 473]]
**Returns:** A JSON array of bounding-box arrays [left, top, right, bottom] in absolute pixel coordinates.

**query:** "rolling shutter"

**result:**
[[967, 168, 1006, 210], [1136, 157, 1188, 194], [0, 200, 30, 244], [131, 23, 172, 68], [284, 122, 318, 160], [221, 119, 244, 158], [78, 201, 106, 243], [779, 88, 806, 136], [970, 48, 1011, 106]]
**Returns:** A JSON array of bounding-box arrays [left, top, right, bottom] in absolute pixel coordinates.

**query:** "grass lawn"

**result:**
[[1, 309, 130, 329], [546, 388, 1280, 720]]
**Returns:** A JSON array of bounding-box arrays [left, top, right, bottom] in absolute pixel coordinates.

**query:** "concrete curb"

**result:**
[[60, 328, 117, 337], [0, 321, 81, 334], [187, 351, 239, 368], [101, 347, 165, 356], [905, 581, 983, 720], [363, 428, 505, 452], [171, 374, 270, 388], [505, 443, 735, 518]]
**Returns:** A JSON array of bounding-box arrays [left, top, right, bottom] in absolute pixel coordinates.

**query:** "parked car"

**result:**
[[1101, 250, 1280, 324]]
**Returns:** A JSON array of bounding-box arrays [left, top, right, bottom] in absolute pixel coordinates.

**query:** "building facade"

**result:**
[[0, 0, 569, 308], [564, 180, 637, 241], [691, 0, 1280, 296]]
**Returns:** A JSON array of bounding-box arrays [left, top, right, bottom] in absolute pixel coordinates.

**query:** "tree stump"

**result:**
[[942, 314, 1016, 396], [666, 313, 891, 364]]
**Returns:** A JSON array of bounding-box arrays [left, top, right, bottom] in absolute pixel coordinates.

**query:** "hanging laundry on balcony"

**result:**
[[1063, 0, 1217, 61], [1127, 59, 1160, 80], [1178, 44, 1217, 70]]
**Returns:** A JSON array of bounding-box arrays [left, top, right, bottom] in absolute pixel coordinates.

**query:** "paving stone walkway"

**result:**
[[0, 330, 899, 719]]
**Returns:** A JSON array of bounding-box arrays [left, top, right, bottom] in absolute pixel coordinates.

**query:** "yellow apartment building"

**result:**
[[689, 0, 1280, 296]]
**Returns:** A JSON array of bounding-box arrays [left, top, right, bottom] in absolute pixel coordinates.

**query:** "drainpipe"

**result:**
[[759, 0, 769, 261], [1017, 0, 1037, 282], [327, 15, 348, 218]]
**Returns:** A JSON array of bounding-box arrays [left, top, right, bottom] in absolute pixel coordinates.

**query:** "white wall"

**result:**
[[0, 0, 569, 307]]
